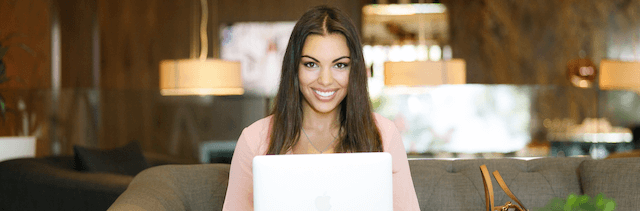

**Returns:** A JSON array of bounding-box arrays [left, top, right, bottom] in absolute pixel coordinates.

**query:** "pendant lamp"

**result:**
[[159, 0, 243, 96]]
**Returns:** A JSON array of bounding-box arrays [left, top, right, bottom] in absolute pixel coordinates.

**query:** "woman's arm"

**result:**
[[388, 126, 421, 211], [376, 113, 421, 211], [222, 128, 256, 211]]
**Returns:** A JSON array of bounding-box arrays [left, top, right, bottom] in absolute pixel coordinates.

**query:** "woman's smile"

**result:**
[[313, 89, 336, 98]]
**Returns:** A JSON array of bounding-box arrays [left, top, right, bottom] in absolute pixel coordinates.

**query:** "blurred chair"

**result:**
[[0, 152, 194, 211]]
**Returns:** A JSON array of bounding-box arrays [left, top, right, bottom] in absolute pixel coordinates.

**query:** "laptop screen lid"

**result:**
[[252, 152, 393, 211]]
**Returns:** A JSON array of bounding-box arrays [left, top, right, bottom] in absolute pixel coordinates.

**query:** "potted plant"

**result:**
[[536, 193, 616, 211], [0, 33, 39, 162]]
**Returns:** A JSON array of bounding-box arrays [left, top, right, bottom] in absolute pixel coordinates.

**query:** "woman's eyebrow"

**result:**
[[301, 55, 319, 63], [332, 56, 350, 63], [301, 55, 351, 63]]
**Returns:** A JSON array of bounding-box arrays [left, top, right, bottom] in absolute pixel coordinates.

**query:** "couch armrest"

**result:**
[[109, 163, 230, 211]]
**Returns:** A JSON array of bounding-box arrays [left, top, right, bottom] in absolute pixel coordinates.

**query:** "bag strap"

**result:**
[[492, 171, 528, 211], [479, 165, 494, 211]]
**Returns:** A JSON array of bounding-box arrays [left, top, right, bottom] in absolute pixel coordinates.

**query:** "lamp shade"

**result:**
[[159, 59, 243, 96], [384, 59, 465, 86], [599, 60, 640, 93]]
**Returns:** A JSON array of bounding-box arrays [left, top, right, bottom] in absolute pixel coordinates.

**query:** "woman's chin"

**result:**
[[309, 103, 340, 114]]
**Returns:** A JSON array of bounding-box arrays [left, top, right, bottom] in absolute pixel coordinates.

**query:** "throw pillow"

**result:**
[[74, 140, 150, 176]]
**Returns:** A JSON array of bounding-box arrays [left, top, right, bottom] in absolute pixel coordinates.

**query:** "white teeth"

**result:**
[[314, 90, 336, 97]]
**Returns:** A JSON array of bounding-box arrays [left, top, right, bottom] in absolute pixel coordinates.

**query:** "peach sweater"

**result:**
[[222, 113, 420, 211]]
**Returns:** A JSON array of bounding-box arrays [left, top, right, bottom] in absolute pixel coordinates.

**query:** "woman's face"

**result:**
[[298, 33, 350, 115]]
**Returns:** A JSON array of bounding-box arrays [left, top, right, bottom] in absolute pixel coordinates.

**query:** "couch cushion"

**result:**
[[74, 141, 149, 176], [579, 157, 640, 210], [409, 157, 587, 211]]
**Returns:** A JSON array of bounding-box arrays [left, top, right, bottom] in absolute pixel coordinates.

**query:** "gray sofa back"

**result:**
[[410, 157, 587, 211], [109, 157, 640, 211]]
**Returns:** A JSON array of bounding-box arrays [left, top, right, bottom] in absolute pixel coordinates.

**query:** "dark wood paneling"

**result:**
[[444, 0, 609, 85], [0, 0, 51, 89], [98, 0, 192, 90], [58, 0, 95, 88], [96, 0, 192, 156], [0, 0, 52, 157]]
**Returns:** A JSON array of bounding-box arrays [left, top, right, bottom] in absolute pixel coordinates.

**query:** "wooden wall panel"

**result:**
[[57, 0, 95, 88], [96, 0, 192, 155], [0, 0, 52, 157], [444, 0, 609, 85], [0, 0, 51, 89], [98, 0, 192, 90]]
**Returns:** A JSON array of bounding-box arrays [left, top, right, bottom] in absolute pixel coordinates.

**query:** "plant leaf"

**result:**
[[0, 94, 6, 121], [17, 43, 36, 57], [565, 194, 577, 210], [603, 201, 615, 211], [0, 46, 8, 59]]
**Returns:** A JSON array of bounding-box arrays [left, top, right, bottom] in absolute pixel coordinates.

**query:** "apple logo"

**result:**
[[315, 192, 331, 211]]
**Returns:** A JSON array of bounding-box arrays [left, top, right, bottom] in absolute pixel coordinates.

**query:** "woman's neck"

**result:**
[[301, 104, 340, 131]]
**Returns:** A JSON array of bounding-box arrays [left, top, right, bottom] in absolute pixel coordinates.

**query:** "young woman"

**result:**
[[222, 6, 420, 211]]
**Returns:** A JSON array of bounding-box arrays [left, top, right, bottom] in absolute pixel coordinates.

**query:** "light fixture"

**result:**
[[566, 58, 597, 88], [159, 0, 243, 96], [362, 4, 447, 16], [599, 60, 640, 93], [380, 1, 463, 88], [383, 59, 466, 86]]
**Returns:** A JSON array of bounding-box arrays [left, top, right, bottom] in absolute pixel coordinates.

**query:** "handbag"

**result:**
[[480, 165, 528, 211]]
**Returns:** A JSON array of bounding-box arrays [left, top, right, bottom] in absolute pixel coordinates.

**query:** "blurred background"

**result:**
[[1, 0, 640, 162]]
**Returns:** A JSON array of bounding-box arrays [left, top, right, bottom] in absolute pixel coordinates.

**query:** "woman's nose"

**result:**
[[318, 67, 333, 85]]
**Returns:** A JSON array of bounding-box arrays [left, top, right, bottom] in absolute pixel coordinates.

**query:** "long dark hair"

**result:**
[[267, 5, 382, 155]]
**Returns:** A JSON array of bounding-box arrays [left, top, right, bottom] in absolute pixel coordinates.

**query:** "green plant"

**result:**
[[536, 193, 616, 211], [0, 32, 34, 121]]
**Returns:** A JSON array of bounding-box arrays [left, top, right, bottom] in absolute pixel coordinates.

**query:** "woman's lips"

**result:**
[[313, 89, 337, 101]]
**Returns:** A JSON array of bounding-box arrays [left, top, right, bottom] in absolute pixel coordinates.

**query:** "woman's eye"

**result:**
[[334, 63, 349, 69], [304, 62, 318, 68]]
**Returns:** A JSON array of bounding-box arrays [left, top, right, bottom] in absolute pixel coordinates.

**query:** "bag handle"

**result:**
[[480, 165, 528, 211], [480, 165, 494, 211], [492, 170, 527, 211]]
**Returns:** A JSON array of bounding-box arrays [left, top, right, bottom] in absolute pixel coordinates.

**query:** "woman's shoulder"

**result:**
[[372, 112, 400, 140], [238, 115, 273, 154], [372, 113, 403, 154], [246, 115, 273, 129], [243, 115, 273, 136], [372, 113, 396, 131]]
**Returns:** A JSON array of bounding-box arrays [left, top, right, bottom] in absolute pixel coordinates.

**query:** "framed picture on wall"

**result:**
[[220, 22, 295, 97]]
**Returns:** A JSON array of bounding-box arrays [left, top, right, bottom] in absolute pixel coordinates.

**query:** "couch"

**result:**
[[108, 157, 640, 210], [0, 152, 194, 211]]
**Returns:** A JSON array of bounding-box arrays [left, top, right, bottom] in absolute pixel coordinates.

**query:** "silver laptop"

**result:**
[[253, 152, 393, 211]]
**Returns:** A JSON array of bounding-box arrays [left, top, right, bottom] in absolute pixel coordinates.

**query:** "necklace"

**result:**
[[301, 127, 338, 154]]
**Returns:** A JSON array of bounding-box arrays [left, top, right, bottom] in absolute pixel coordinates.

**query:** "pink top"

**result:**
[[222, 113, 420, 211]]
